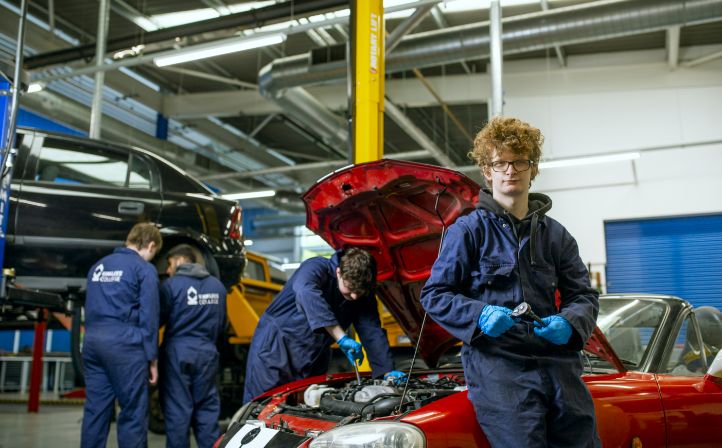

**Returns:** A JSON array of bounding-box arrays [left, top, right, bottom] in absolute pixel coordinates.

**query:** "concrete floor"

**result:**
[[0, 403, 197, 447]]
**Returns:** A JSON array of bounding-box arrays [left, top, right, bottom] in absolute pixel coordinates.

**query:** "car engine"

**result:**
[[242, 374, 466, 424]]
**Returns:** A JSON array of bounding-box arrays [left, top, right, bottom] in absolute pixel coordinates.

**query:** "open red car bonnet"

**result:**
[[303, 159, 623, 371]]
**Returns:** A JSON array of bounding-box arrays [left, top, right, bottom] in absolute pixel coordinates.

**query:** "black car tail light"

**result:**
[[229, 206, 242, 239]]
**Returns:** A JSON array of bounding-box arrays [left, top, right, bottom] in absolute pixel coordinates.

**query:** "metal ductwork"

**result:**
[[257, 0, 722, 170], [272, 87, 349, 156], [259, 0, 722, 93]]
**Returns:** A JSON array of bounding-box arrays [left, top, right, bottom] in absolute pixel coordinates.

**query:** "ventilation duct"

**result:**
[[257, 0, 722, 169], [259, 0, 722, 93], [271, 87, 348, 155]]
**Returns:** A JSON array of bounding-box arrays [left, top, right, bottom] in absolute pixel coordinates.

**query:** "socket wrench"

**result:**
[[511, 302, 547, 327]]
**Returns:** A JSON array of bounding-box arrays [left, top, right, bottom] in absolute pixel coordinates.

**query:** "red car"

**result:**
[[217, 160, 722, 448]]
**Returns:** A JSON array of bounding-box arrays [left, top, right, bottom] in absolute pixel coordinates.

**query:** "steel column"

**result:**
[[1, 0, 27, 271], [89, 0, 110, 139], [489, 0, 503, 117]]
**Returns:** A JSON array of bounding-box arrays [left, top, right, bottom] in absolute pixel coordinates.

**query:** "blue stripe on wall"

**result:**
[[17, 109, 86, 137], [605, 214, 722, 310], [0, 329, 71, 353]]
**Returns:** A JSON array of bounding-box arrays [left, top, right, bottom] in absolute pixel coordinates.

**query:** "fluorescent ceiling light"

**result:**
[[281, 262, 301, 271], [539, 152, 640, 169], [222, 190, 277, 200], [228, 2, 276, 14], [151, 8, 220, 28], [439, 0, 548, 13], [153, 33, 286, 67], [244, 239, 254, 246], [27, 83, 44, 93], [132, 16, 159, 32], [140, 2, 276, 30]]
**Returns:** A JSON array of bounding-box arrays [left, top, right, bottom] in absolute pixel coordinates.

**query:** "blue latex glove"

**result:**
[[338, 335, 365, 365], [384, 370, 407, 384], [534, 315, 573, 345], [477, 305, 515, 338]]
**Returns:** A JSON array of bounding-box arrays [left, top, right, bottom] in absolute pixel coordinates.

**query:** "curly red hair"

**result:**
[[469, 116, 544, 179]]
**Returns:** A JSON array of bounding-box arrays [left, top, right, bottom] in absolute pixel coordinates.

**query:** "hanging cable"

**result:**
[[395, 179, 448, 414]]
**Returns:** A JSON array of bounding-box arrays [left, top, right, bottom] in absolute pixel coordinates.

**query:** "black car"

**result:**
[[6, 129, 245, 296]]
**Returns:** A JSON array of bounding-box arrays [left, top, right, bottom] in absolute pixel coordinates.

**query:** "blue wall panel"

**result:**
[[49, 330, 70, 352], [17, 109, 86, 137], [0, 331, 14, 352], [605, 214, 722, 309], [17, 330, 34, 352]]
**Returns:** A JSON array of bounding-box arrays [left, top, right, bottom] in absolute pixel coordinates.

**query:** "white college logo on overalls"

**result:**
[[187, 286, 198, 305], [92, 264, 104, 282]]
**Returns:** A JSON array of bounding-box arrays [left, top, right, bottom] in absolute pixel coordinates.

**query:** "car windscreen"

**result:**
[[594, 298, 669, 371]]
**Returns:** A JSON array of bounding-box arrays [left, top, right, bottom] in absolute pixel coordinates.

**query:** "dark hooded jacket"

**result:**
[[160, 263, 227, 348], [420, 189, 599, 361]]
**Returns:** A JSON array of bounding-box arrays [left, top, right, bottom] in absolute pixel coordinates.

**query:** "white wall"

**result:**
[[500, 46, 722, 278]]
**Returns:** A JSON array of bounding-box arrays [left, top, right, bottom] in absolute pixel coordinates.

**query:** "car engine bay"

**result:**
[[237, 373, 466, 426]]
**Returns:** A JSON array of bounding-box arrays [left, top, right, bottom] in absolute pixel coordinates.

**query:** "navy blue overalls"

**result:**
[[81, 247, 159, 448], [421, 191, 601, 448], [243, 250, 394, 403], [159, 263, 227, 448]]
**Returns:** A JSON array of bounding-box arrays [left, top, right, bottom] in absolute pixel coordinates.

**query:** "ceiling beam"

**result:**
[[160, 46, 722, 118], [385, 100, 456, 167], [24, 0, 350, 69], [200, 150, 430, 181], [682, 49, 722, 68], [540, 0, 566, 67], [111, 0, 161, 31], [157, 66, 257, 89], [666, 25, 681, 69], [386, 3, 436, 55], [429, 5, 471, 74]]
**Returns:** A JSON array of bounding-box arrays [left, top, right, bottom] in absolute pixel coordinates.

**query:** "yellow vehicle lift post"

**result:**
[[350, 0, 384, 163], [350, 0, 385, 372]]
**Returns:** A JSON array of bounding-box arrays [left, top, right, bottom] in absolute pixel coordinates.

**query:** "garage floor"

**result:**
[[0, 403, 197, 447]]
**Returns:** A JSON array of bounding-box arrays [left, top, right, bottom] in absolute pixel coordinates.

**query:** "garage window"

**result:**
[[35, 138, 153, 189]]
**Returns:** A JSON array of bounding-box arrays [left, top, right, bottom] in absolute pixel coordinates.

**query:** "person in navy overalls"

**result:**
[[243, 248, 405, 403], [81, 223, 162, 448], [421, 116, 601, 448], [159, 244, 227, 448]]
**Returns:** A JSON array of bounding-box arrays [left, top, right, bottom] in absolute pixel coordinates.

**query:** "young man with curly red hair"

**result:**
[[421, 116, 601, 447]]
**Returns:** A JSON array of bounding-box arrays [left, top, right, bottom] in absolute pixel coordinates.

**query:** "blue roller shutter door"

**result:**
[[605, 214, 722, 309]]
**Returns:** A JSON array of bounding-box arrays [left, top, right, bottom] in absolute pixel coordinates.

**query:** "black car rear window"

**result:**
[[155, 161, 211, 194], [34, 137, 154, 189]]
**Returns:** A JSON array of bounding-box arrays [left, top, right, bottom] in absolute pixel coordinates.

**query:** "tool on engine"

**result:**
[[352, 360, 362, 385], [511, 302, 546, 327]]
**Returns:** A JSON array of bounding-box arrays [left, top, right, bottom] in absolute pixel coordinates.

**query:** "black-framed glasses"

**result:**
[[489, 159, 534, 173]]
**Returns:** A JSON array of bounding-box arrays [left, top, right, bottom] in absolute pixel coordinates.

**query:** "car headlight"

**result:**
[[308, 422, 426, 448]]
